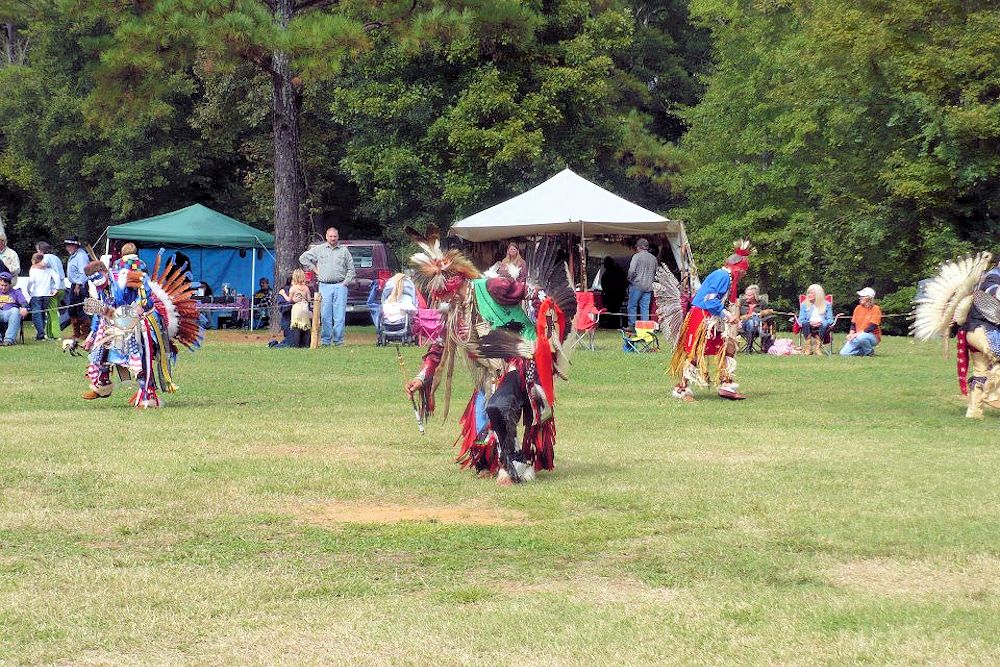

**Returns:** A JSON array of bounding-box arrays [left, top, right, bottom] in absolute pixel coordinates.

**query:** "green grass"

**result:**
[[1, 330, 998, 665]]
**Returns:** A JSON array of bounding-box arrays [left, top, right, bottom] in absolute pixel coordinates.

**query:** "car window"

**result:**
[[347, 246, 374, 269]]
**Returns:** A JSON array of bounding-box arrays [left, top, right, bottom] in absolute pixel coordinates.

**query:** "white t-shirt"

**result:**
[[26, 266, 58, 298]]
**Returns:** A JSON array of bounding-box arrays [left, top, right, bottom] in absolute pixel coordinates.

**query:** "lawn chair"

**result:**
[[793, 294, 845, 355], [621, 320, 659, 353], [569, 291, 606, 351]]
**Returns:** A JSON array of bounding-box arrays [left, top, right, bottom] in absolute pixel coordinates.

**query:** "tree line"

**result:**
[[1, 0, 997, 310]]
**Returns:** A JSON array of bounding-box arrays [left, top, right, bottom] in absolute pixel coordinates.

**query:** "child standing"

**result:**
[[26, 253, 58, 341], [287, 268, 312, 348]]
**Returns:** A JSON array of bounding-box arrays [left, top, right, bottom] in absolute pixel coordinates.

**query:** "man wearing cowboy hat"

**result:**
[[840, 287, 882, 356], [65, 235, 91, 340]]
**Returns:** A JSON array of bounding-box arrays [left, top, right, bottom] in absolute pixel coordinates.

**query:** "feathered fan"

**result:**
[[522, 237, 577, 341], [911, 251, 993, 341], [652, 263, 684, 348], [147, 251, 204, 350]]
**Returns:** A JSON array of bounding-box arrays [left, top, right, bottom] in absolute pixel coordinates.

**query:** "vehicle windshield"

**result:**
[[347, 246, 374, 269]]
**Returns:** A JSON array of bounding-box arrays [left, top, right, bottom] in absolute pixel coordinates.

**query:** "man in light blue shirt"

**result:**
[[298, 227, 356, 346], [65, 236, 91, 340]]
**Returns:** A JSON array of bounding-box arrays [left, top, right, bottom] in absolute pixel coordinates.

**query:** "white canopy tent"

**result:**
[[449, 168, 695, 279]]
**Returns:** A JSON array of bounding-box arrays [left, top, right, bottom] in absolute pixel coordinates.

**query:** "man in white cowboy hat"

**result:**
[[840, 287, 882, 356]]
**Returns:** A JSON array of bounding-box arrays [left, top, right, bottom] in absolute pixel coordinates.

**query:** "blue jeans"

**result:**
[[840, 332, 878, 356], [0, 308, 22, 344], [806, 321, 832, 342], [29, 296, 49, 339], [627, 285, 652, 327], [318, 282, 348, 345]]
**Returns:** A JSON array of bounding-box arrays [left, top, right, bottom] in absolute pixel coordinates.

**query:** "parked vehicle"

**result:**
[[343, 240, 400, 314]]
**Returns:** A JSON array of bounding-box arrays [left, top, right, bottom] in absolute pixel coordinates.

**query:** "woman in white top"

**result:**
[[797, 283, 834, 355]]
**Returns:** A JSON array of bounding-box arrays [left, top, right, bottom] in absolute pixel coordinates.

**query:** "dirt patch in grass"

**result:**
[[828, 556, 1000, 597], [290, 502, 525, 526], [204, 329, 377, 346]]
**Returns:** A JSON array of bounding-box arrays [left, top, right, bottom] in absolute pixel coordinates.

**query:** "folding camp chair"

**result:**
[[569, 291, 605, 351], [621, 320, 660, 353], [793, 294, 845, 355]]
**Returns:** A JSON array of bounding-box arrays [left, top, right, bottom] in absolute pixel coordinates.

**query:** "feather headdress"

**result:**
[[406, 224, 480, 299], [911, 252, 993, 340]]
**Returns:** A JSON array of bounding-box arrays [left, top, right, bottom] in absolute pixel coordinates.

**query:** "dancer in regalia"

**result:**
[[658, 240, 752, 402], [403, 227, 576, 485], [912, 251, 1000, 419], [81, 250, 203, 408]]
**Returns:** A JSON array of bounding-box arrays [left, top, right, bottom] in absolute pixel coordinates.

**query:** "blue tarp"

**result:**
[[137, 246, 274, 298]]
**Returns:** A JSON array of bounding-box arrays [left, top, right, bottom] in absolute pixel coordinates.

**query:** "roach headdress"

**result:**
[[406, 224, 481, 300]]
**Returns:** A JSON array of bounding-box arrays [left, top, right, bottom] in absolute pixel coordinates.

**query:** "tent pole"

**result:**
[[104, 230, 110, 257], [580, 221, 587, 291], [250, 248, 256, 330]]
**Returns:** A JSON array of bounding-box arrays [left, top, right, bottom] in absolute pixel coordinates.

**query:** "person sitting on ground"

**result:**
[[286, 269, 312, 348], [738, 284, 773, 353], [0, 271, 29, 346], [26, 253, 58, 341], [840, 287, 882, 356], [798, 283, 834, 355]]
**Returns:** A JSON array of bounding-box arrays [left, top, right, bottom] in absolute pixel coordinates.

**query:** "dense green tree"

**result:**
[[676, 0, 1000, 307], [331, 0, 701, 245], [0, 7, 246, 258]]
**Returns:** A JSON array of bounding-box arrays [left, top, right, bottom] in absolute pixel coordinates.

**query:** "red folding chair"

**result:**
[[794, 294, 844, 354], [569, 291, 605, 351]]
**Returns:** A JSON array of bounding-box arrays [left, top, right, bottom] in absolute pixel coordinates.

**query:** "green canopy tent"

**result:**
[[106, 204, 275, 324]]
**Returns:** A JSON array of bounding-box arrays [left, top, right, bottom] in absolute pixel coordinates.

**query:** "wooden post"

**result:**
[[310, 292, 322, 348]]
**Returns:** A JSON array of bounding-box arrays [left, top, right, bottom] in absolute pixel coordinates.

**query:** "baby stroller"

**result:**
[[375, 273, 418, 346]]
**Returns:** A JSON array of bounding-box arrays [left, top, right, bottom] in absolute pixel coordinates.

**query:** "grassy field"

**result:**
[[1, 329, 998, 665]]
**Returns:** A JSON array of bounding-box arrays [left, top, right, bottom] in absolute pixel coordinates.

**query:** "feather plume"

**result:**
[[467, 329, 534, 360], [652, 263, 684, 347], [911, 252, 993, 340], [523, 237, 577, 340]]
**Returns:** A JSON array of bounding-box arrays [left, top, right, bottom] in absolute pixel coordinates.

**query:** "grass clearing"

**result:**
[[1, 330, 998, 664]]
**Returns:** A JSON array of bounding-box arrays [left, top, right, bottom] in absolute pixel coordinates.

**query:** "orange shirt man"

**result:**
[[840, 287, 882, 356]]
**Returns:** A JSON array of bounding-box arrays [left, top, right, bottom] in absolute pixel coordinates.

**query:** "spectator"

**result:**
[[298, 226, 355, 347], [488, 242, 527, 284], [798, 283, 834, 355], [626, 238, 657, 327], [26, 253, 58, 341], [36, 241, 65, 339], [738, 284, 772, 353], [64, 236, 90, 340], [594, 255, 626, 328], [273, 274, 294, 347], [285, 269, 311, 348], [0, 231, 20, 279], [253, 277, 272, 329], [0, 271, 28, 346], [840, 287, 882, 356]]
